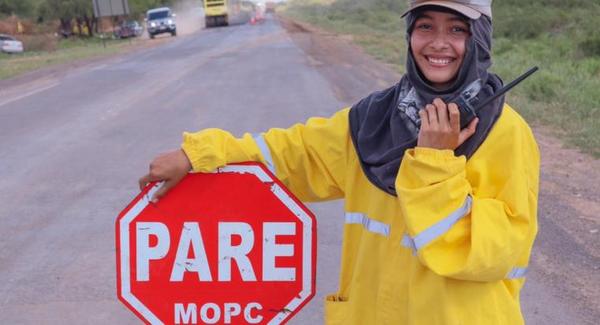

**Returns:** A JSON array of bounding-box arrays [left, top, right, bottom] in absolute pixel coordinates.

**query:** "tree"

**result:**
[[38, 0, 75, 36], [129, 0, 175, 16], [37, 0, 96, 37], [0, 0, 34, 17], [34, 0, 180, 37], [72, 0, 95, 36]]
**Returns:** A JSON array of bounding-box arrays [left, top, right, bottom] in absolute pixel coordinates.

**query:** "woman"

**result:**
[[139, 1, 540, 323]]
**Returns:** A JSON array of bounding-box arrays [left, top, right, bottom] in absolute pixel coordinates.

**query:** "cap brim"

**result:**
[[401, 1, 482, 20]]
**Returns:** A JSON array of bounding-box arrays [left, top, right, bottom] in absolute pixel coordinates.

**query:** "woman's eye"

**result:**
[[416, 23, 432, 31], [451, 26, 469, 34]]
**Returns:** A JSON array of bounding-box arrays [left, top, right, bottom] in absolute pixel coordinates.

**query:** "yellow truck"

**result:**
[[204, 0, 228, 27], [204, 0, 254, 28]]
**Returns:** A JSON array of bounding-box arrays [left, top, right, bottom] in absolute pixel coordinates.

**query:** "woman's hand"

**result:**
[[138, 149, 192, 203], [417, 98, 479, 151]]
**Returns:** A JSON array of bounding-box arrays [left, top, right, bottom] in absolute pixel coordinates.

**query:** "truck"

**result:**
[[265, 1, 276, 13], [204, 0, 230, 27], [204, 0, 254, 28]]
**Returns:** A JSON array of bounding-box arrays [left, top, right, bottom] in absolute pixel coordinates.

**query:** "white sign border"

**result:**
[[118, 164, 314, 325]]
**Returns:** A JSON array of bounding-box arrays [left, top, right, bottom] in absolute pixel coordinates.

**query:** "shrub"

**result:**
[[494, 11, 564, 39], [19, 34, 58, 52], [0, 16, 38, 35], [0, 16, 17, 34], [579, 37, 600, 58], [523, 71, 560, 102]]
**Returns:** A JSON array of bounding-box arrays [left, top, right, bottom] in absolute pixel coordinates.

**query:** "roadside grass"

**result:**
[[0, 37, 135, 80], [282, 0, 600, 157]]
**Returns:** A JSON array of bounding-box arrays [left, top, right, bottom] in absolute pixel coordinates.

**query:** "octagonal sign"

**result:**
[[116, 163, 316, 324]]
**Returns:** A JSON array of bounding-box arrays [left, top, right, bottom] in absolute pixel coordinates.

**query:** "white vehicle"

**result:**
[[0, 34, 24, 54], [145, 7, 177, 39]]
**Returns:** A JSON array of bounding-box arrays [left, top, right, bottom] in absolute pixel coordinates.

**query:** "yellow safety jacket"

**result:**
[[181, 104, 540, 325]]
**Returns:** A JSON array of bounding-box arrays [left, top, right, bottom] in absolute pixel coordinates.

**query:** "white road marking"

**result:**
[[0, 82, 60, 108], [90, 64, 108, 71]]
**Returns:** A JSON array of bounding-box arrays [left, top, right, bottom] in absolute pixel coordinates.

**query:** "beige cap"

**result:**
[[402, 0, 492, 20]]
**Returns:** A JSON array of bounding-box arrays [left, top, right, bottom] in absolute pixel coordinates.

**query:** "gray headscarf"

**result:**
[[349, 6, 504, 196]]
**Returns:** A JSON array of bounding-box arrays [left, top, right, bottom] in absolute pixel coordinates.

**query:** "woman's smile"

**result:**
[[425, 55, 457, 66]]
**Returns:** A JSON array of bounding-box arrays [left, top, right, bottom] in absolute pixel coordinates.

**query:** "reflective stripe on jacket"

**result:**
[[181, 104, 540, 325]]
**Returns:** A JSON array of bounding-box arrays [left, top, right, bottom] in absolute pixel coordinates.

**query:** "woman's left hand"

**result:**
[[417, 98, 479, 151]]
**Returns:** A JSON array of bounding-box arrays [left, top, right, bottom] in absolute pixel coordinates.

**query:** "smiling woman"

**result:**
[[141, 1, 541, 324]]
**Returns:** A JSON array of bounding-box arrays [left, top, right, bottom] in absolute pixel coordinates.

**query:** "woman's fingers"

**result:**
[[138, 174, 152, 191], [151, 180, 175, 203], [138, 149, 193, 202], [138, 172, 165, 191], [448, 103, 460, 133], [419, 108, 429, 129], [433, 98, 449, 130], [458, 117, 479, 146], [425, 104, 438, 128], [418, 99, 477, 150]]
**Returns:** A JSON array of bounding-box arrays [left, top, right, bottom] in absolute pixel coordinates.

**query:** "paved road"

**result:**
[[0, 16, 344, 324], [0, 15, 594, 324]]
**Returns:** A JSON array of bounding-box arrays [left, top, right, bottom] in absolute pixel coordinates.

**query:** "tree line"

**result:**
[[0, 0, 180, 37]]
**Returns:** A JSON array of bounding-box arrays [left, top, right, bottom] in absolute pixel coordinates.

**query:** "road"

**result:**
[[0, 15, 597, 324]]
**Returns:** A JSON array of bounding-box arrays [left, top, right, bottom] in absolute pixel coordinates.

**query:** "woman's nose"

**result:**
[[429, 31, 449, 50]]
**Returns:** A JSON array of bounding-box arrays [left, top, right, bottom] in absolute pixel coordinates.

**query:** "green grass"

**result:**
[[0, 37, 133, 80], [281, 0, 600, 157]]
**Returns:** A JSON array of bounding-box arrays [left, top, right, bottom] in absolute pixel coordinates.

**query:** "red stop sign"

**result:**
[[116, 163, 317, 324]]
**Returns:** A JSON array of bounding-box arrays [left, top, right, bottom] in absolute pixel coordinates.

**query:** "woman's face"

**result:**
[[410, 10, 470, 89]]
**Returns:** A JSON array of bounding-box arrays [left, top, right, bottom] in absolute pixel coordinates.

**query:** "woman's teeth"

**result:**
[[428, 57, 453, 65]]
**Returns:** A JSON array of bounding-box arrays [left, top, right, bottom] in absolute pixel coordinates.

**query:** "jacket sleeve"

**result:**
[[396, 124, 539, 282], [181, 108, 349, 202]]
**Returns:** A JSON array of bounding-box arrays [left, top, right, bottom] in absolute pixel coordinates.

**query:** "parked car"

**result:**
[[114, 20, 143, 39], [145, 7, 177, 39], [0, 34, 24, 54]]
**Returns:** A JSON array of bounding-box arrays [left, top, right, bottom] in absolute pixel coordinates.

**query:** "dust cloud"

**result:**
[[171, 0, 206, 35]]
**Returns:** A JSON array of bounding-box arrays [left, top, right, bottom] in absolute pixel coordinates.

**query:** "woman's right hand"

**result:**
[[417, 98, 478, 151], [138, 149, 192, 203]]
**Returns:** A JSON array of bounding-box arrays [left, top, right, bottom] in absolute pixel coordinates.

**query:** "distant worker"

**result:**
[[140, 0, 540, 324], [16, 21, 24, 34]]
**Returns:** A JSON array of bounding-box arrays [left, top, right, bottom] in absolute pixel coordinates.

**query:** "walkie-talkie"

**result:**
[[452, 66, 539, 128]]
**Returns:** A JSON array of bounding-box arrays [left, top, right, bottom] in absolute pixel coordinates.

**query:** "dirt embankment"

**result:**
[[278, 15, 600, 323]]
